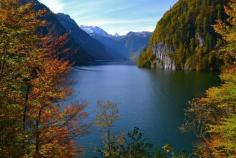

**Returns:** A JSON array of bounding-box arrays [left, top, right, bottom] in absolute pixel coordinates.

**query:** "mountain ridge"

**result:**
[[81, 25, 152, 61], [23, 0, 152, 64], [56, 13, 113, 61], [22, 0, 116, 65]]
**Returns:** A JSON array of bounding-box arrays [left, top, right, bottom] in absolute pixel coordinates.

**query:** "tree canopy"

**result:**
[[139, 0, 231, 71]]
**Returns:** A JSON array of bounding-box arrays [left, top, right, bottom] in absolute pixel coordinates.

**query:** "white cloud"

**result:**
[[38, 0, 64, 13]]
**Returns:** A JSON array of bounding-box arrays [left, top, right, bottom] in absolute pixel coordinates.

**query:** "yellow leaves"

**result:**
[[208, 116, 236, 157], [95, 101, 118, 128], [37, 126, 77, 158], [18, 2, 33, 14], [197, 66, 236, 112], [0, 1, 87, 157], [184, 64, 236, 156]]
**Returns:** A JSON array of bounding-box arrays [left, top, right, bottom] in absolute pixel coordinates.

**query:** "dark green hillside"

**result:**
[[139, 0, 228, 71]]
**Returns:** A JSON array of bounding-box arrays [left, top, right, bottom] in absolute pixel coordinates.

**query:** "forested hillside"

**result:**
[[139, 0, 233, 71], [182, 0, 236, 157], [22, 0, 116, 65], [0, 0, 235, 157], [56, 13, 112, 61], [32, 0, 94, 64]]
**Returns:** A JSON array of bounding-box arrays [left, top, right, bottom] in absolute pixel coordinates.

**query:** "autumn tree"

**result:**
[[213, 0, 236, 68], [182, 0, 236, 157], [0, 0, 87, 157], [94, 104, 153, 158], [0, 1, 45, 156], [95, 100, 119, 156]]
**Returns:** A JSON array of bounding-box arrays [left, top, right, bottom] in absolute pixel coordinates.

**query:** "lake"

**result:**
[[67, 65, 220, 157]]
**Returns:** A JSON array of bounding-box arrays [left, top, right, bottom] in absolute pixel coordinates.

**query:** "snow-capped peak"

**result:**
[[80, 25, 111, 37]]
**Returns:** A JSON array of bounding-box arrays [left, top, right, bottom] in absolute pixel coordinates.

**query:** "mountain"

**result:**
[[23, 0, 114, 65], [80, 25, 111, 38], [138, 0, 227, 71], [81, 26, 127, 60], [56, 13, 112, 61], [80, 26, 151, 61], [30, 0, 92, 65], [121, 32, 152, 59], [21, 0, 151, 64]]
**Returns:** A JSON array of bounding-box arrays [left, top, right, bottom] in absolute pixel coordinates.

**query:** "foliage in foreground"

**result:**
[[0, 0, 87, 157], [96, 126, 188, 158], [182, 1, 236, 157], [1, 0, 235, 158], [182, 66, 236, 157], [94, 101, 189, 158]]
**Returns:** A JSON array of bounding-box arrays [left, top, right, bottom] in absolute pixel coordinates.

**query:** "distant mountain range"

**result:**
[[81, 26, 112, 38], [81, 26, 152, 62], [55, 13, 112, 61], [25, 0, 152, 65]]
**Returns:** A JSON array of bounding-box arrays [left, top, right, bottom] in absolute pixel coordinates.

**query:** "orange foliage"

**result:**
[[0, 0, 87, 157]]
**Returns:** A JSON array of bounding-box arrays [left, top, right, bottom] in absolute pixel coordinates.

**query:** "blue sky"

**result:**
[[38, 0, 177, 35]]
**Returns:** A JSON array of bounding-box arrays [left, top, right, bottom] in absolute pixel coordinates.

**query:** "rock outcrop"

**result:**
[[152, 43, 176, 70]]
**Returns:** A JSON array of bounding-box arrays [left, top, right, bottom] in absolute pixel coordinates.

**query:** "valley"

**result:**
[[0, 0, 235, 158]]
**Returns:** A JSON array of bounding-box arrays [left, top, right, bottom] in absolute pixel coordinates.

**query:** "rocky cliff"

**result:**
[[152, 43, 176, 70], [138, 0, 227, 71]]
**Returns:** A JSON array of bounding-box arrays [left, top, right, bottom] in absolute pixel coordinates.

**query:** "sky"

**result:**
[[38, 0, 178, 35]]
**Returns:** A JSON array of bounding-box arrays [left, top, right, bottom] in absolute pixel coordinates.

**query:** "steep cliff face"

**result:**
[[152, 43, 176, 70], [138, 0, 227, 71]]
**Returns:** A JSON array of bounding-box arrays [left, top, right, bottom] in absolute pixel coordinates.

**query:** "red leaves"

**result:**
[[0, 1, 87, 157]]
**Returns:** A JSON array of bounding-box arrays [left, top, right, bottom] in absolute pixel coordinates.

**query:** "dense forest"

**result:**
[[138, 0, 234, 71], [0, 0, 235, 158], [182, 1, 236, 156]]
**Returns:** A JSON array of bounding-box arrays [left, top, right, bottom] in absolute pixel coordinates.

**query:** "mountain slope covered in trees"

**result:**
[[31, 0, 93, 64], [24, 0, 116, 65], [139, 0, 231, 71], [56, 13, 113, 61]]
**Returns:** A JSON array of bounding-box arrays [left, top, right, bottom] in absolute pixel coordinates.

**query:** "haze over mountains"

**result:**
[[30, 0, 152, 65], [55, 13, 112, 61], [81, 26, 152, 62]]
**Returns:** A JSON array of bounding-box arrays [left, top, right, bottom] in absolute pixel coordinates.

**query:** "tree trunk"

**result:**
[[107, 126, 111, 152], [23, 84, 30, 130], [35, 108, 42, 157], [0, 45, 7, 79]]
